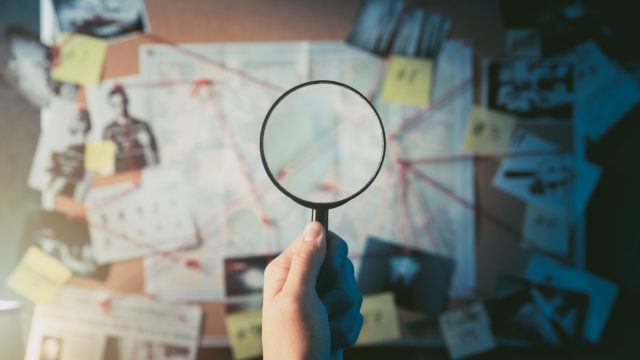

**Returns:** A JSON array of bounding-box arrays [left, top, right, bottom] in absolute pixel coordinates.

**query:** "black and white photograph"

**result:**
[[486, 276, 588, 346], [357, 236, 455, 316], [347, 0, 406, 55], [28, 98, 94, 200], [483, 58, 574, 121], [51, 0, 150, 40], [23, 211, 111, 280], [1, 27, 76, 108], [86, 77, 160, 174], [101, 336, 190, 360], [224, 254, 276, 298]]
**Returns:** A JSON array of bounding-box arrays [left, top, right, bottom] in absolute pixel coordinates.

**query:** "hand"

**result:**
[[262, 222, 363, 360]]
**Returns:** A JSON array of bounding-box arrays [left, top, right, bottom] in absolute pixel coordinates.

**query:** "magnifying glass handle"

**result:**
[[311, 208, 329, 230]]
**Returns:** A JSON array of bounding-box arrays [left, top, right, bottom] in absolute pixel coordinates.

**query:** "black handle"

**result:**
[[311, 207, 329, 230]]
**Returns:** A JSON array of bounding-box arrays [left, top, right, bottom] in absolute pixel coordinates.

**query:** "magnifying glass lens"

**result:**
[[262, 82, 384, 205]]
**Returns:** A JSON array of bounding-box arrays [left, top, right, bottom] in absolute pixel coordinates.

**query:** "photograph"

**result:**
[[224, 254, 276, 298], [484, 58, 574, 121], [23, 211, 111, 280], [357, 236, 455, 316], [1, 26, 76, 108], [52, 0, 150, 40], [486, 276, 588, 346]]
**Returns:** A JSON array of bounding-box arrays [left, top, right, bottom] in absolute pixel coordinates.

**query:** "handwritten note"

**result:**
[[522, 203, 569, 255], [381, 56, 433, 107], [439, 303, 496, 359], [463, 106, 517, 154], [225, 309, 262, 360], [84, 140, 116, 175], [51, 34, 108, 86], [5, 246, 72, 304], [356, 292, 401, 345]]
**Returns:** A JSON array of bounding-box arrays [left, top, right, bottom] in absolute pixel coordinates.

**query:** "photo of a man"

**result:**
[[103, 85, 159, 173]]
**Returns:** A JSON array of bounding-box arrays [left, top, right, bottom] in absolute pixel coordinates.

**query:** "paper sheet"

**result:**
[[462, 106, 517, 154], [225, 309, 262, 360], [24, 285, 202, 360], [85, 167, 198, 264], [50, 33, 107, 86], [439, 303, 496, 359], [5, 246, 72, 304], [524, 254, 618, 342], [356, 292, 401, 345], [522, 202, 569, 255], [381, 56, 433, 107]]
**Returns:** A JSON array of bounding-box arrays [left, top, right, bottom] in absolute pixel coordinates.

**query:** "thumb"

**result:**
[[282, 221, 326, 296]]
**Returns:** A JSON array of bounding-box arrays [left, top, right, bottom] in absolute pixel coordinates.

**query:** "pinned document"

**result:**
[[382, 56, 433, 107], [463, 106, 517, 154], [356, 292, 401, 345], [51, 34, 108, 86]]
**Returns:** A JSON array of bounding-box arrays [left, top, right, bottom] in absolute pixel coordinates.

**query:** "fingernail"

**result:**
[[303, 222, 322, 242]]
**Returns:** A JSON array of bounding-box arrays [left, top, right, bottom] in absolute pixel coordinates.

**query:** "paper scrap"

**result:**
[[84, 140, 116, 175], [51, 33, 108, 86], [225, 309, 262, 360], [522, 203, 569, 255], [439, 303, 496, 359], [5, 246, 72, 304], [382, 56, 433, 107], [462, 106, 517, 154], [356, 292, 401, 345], [524, 254, 618, 342]]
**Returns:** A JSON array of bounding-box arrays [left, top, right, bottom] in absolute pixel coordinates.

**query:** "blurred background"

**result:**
[[1, 0, 639, 359]]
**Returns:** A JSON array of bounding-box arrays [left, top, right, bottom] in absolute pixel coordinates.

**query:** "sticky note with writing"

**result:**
[[84, 140, 116, 175], [356, 292, 401, 345], [381, 56, 433, 107], [522, 203, 569, 255], [439, 303, 496, 359], [5, 246, 72, 304], [225, 309, 262, 360], [51, 33, 108, 86], [462, 106, 517, 154]]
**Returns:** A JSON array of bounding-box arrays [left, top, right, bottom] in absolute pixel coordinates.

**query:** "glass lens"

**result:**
[[262, 82, 384, 205]]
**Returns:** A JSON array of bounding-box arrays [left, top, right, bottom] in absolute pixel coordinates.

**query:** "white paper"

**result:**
[[85, 167, 198, 264], [524, 254, 618, 343], [439, 303, 496, 359], [24, 285, 202, 360]]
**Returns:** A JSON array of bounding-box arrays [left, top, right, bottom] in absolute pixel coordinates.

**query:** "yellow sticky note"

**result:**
[[225, 309, 262, 360], [85, 140, 116, 175], [523, 203, 569, 255], [381, 56, 433, 107], [51, 34, 108, 86], [5, 246, 72, 304], [462, 106, 517, 154], [356, 292, 401, 345], [439, 303, 496, 359]]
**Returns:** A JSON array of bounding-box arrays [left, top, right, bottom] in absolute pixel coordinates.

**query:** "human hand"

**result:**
[[262, 221, 363, 360]]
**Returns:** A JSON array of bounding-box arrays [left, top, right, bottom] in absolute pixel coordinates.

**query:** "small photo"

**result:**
[[484, 58, 574, 121], [2, 27, 77, 108], [39, 336, 62, 360], [486, 276, 588, 346], [357, 236, 455, 316], [224, 254, 276, 298], [347, 0, 406, 55], [23, 211, 111, 280], [52, 0, 150, 40]]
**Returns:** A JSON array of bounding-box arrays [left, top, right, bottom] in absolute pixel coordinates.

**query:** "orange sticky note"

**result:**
[[51, 34, 108, 86], [381, 56, 433, 107], [462, 106, 517, 154], [5, 246, 72, 304]]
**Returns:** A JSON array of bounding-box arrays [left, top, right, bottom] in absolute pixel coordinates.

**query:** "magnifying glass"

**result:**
[[260, 79, 386, 232]]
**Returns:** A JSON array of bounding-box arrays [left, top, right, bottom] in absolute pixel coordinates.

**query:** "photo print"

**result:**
[[51, 0, 150, 40], [357, 236, 455, 316], [484, 58, 574, 121], [224, 254, 277, 298]]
